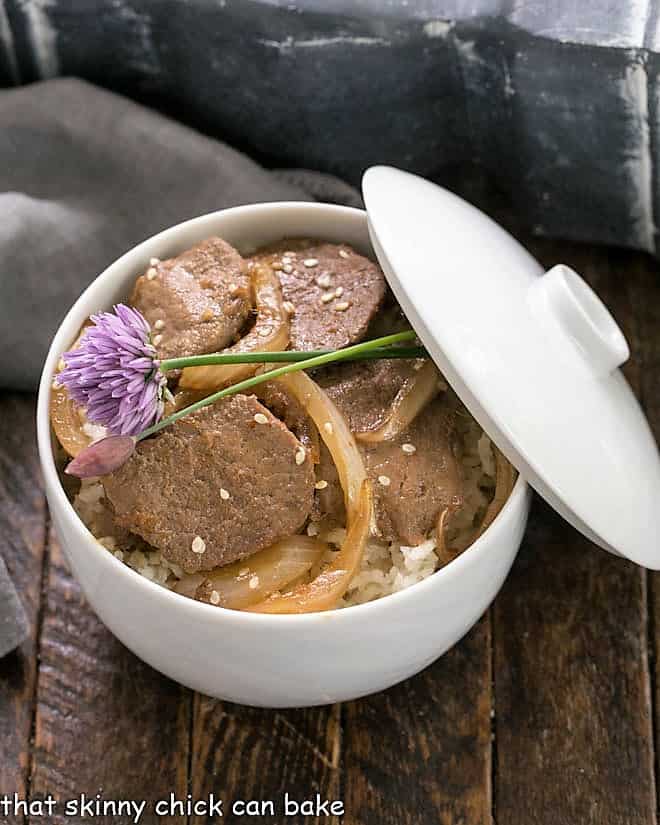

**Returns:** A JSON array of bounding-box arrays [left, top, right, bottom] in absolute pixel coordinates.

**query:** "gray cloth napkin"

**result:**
[[0, 77, 360, 391], [0, 77, 360, 656]]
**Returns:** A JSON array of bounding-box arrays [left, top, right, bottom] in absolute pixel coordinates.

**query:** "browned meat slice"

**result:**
[[131, 237, 252, 360], [316, 358, 424, 434], [315, 362, 463, 545], [102, 395, 315, 573], [255, 381, 320, 464], [313, 441, 345, 525], [361, 398, 464, 545], [248, 240, 386, 350]]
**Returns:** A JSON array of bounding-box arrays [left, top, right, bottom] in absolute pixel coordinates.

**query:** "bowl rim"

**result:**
[[36, 200, 530, 627]]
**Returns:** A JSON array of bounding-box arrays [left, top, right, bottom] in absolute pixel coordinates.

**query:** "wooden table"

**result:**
[[1, 234, 659, 825]]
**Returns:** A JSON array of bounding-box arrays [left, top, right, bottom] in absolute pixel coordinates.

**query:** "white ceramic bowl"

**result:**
[[37, 202, 532, 707]]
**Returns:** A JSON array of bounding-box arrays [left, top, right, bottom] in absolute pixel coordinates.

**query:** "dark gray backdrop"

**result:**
[[2, 0, 660, 257]]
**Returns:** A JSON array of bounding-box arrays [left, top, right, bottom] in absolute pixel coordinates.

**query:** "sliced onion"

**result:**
[[174, 536, 328, 608], [434, 506, 461, 567], [356, 360, 443, 443], [180, 263, 290, 390], [276, 371, 366, 512], [50, 385, 92, 458], [473, 446, 516, 541], [50, 327, 95, 457], [246, 480, 372, 613], [245, 371, 373, 613]]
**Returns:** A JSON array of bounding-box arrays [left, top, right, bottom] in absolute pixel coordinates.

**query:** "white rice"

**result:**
[[71, 406, 497, 608]]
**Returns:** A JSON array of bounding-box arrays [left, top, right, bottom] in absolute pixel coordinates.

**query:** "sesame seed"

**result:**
[[413, 361, 424, 371], [52, 378, 61, 390], [323, 422, 333, 435], [254, 412, 269, 425], [304, 258, 319, 267], [339, 249, 350, 259], [315, 480, 328, 490], [316, 273, 331, 288], [220, 488, 230, 500], [321, 291, 335, 304], [146, 267, 157, 280], [149, 257, 160, 266], [283, 301, 296, 315], [210, 590, 220, 605], [249, 575, 260, 590], [239, 567, 250, 576], [295, 446, 306, 465], [191, 536, 206, 554], [282, 256, 292, 265], [153, 334, 163, 346], [378, 475, 391, 487], [201, 308, 214, 322], [258, 326, 272, 337], [334, 301, 350, 312], [57, 357, 66, 372], [334, 286, 344, 298], [154, 319, 165, 330], [284, 250, 296, 257], [282, 264, 293, 274], [402, 443, 417, 454]]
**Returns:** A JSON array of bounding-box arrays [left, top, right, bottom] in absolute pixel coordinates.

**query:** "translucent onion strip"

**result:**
[[174, 536, 328, 609], [180, 263, 290, 390], [50, 327, 94, 457], [246, 371, 373, 613], [356, 360, 443, 443], [246, 480, 372, 614], [276, 370, 367, 513], [472, 446, 516, 542], [50, 385, 93, 457]]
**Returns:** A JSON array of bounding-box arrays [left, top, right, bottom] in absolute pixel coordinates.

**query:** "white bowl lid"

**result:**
[[363, 166, 660, 569]]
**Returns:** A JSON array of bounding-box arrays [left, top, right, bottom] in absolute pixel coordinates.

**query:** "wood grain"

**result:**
[[190, 695, 341, 824], [626, 248, 660, 815], [0, 394, 47, 818], [493, 242, 656, 825], [342, 616, 492, 825], [28, 531, 191, 824]]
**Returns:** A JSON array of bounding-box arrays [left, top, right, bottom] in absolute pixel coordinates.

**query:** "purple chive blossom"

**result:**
[[58, 304, 166, 436]]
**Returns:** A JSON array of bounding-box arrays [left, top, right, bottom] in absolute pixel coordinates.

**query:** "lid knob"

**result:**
[[535, 265, 630, 376]]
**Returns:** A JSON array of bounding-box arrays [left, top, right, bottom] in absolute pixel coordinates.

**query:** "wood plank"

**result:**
[[342, 615, 492, 825], [493, 241, 656, 825], [28, 530, 191, 825], [190, 695, 342, 825], [0, 394, 47, 816], [626, 248, 660, 810]]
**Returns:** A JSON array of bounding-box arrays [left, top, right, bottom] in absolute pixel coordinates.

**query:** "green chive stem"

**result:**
[[140, 331, 417, 441], [160, 344, 426, 371]]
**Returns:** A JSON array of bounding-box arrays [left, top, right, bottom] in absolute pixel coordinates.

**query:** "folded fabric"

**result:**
[[0, 555, 28, 658], [0, 77, 359, 390]]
